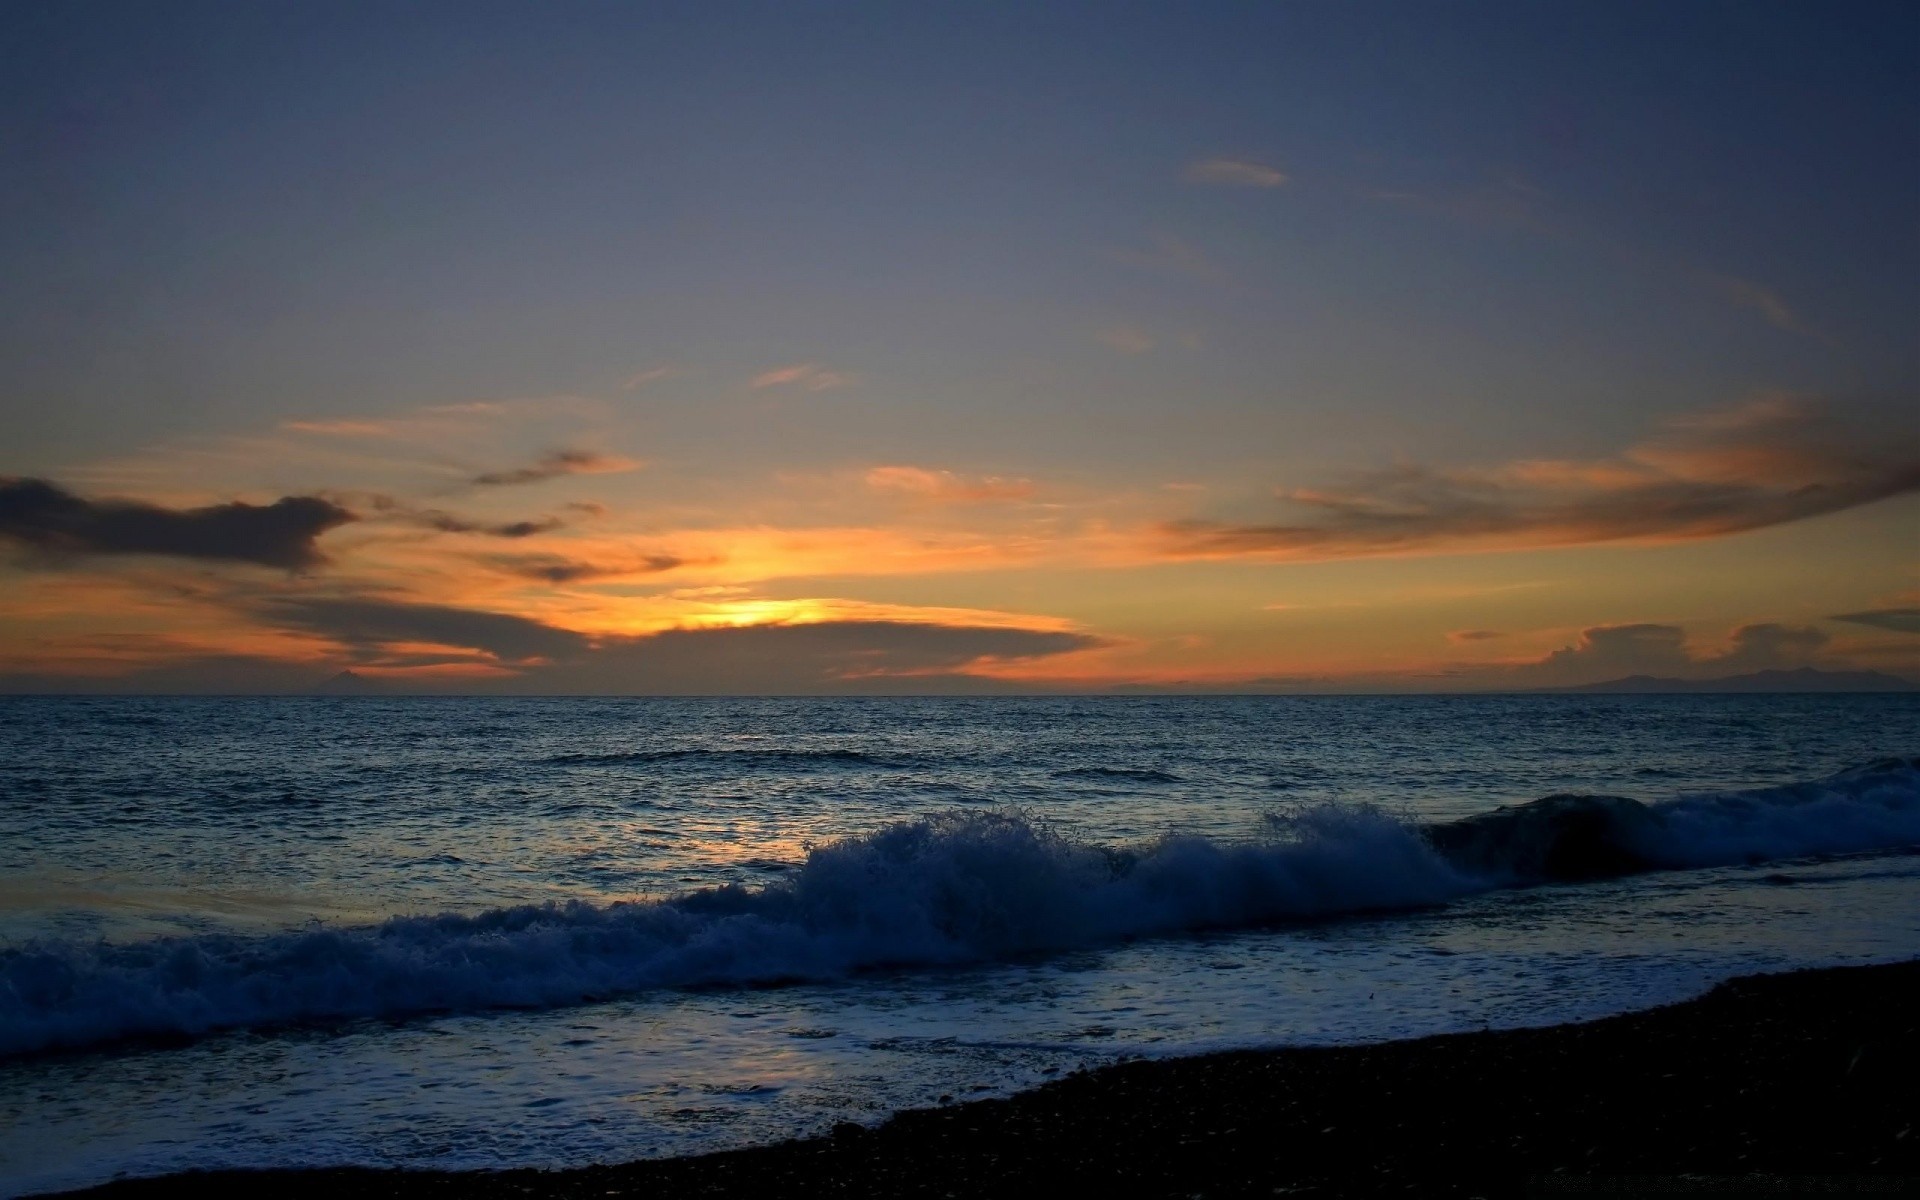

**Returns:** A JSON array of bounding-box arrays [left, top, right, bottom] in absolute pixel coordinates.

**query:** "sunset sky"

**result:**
[[2, 1, 1916, 693]]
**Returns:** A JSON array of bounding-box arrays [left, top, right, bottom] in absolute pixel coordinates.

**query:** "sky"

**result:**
[[1, 0, 1916, 693]]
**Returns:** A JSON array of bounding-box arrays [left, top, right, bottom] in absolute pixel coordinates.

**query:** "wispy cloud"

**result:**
[[1360, 168, 1549, 233], [1094, 326, 1155, 355], [358, 494, 567, 539], [1448, 629, 1506, 643], [621, 365, 684, 391], [751, 363, 853, 392], [470, 449, 639, 488], [1157, 397, 1920, 562], [1704, 273, 1805, 334], [410, 511, 563, 539], [1831, 608, 1920, 635], [865, 466, 1036, 505], [1184, 157, 1288, 188], [1108, 233, 1220, 280], [481, 552, 687, 583]]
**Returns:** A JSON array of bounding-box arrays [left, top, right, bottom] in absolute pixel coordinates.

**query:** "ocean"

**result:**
[[2, 694, 1917, 1196]]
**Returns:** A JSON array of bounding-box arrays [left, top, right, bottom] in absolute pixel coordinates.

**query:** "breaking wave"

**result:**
[[2, 758, 1914, 1059], [1424, 756, 1920, 882]]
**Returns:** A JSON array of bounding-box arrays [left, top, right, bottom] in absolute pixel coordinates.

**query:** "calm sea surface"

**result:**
[[3, 695, 1918, 1195]]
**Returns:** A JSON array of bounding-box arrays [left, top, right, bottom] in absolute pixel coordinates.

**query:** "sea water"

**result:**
[[2, 694, 1917, 1195]]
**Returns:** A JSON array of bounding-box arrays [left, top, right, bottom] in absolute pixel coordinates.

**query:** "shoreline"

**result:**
[[40, 958, 1920, 1199]]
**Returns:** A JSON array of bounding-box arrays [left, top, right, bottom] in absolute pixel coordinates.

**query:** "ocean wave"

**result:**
[[2, 758, 1914, 1059], [543, 748, 885, 768], [1052, 767, 1182, 784], [1423, 756, 1920, 882]]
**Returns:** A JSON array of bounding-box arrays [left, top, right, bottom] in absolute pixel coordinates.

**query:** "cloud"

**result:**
[[2, 614, 1105, 695], [1711, 622, 1830, 670], [1157, 398, 1920, 562], [502, 619, 1108, 694], [621, 366, 683, 391], [1534, 623, 1693, 679], [1184, 157, 1288, 188], [409, 510, 563, 539], [255, 596, 590, 663], [1095, 326, 1155, 355], [470, 449, 638, 487], [864, 466, 1036, 505], [751, 363, 852, 392], [1830, 608, 1920, 635], [1704, 274, 1803, 333], [0, 477, 353, 569], [1448, 629, 1505, 643], [482, 552, 686, 583], [1475, 619, 1835, 689], [361, 494, 572, 540], [1108, 233, 1220, 280]]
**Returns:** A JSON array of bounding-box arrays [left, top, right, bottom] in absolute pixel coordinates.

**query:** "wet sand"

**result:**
[[45, 960, 1920, 1199]]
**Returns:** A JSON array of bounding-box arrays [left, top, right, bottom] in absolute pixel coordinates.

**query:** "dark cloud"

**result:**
[[1447, 629, 1505, 643], [1830, 608, 1920, 635], [1157, 399, 1920, 561], [501, 620, 1108, 694], [483, 552, 683, 583], [1477, 619, 1836, 689], [1533, 623, 1693, 679], [256, 596, 590, 663], [0, 477, 352, 569], [413, 510, 563, 538], [364, 496, 564, 538], [471, 449, 629, 488], [58, 606, 1106, 693]]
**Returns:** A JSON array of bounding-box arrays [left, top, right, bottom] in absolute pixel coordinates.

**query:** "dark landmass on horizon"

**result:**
[[310, 664, 1920, 695], [4, 665, 1916, 697], [44, 959, 1920, 1199], [1539, 667, 1918, 694]]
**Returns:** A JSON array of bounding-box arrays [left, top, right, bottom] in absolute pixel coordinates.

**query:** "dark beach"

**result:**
[[47, 959, 1920, 1199]]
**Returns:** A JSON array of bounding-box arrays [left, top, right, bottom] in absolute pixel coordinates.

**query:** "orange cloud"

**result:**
[[1157, 397, 1920, 562], [621, 365, 684, 391], [864, 466, 1036, 504], [751, 363, 852, 392]]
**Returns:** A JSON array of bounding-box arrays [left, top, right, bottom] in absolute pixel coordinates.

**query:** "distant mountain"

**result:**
[[312, 669, 392, 695], [1547, 667, 1917, 694]]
